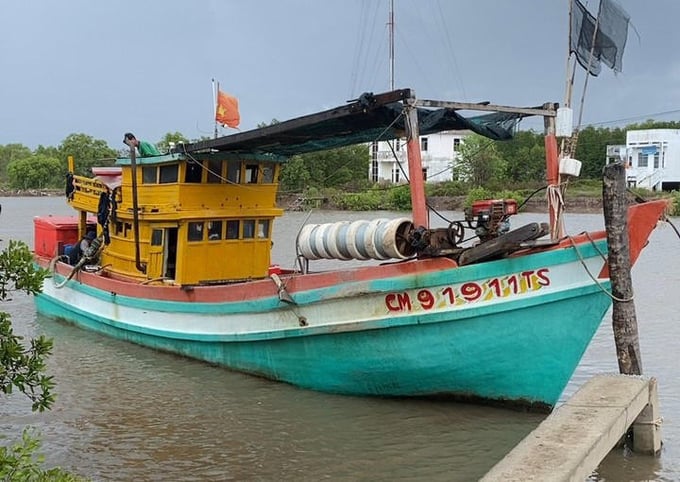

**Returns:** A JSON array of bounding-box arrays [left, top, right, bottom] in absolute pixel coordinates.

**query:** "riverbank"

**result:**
[[1, 188, 605, 214]]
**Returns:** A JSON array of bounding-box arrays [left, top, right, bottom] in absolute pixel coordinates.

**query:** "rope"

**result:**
[[567, 235, 634, 303]]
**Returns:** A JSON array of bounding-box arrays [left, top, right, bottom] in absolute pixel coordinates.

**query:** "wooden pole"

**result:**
[[602, 162, 642, 375]]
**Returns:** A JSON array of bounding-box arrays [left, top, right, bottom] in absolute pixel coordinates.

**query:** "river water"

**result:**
[[0, 196, 678, 481]]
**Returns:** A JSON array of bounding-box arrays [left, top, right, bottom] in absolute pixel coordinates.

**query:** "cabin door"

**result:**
[[148, 226, 178, 280]]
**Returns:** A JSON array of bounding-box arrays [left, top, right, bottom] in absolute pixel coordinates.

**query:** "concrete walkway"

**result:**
[[482, 374, 661, 482]]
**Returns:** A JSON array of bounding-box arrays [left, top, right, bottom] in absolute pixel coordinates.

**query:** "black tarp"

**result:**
[[178, 89, 530, 158]]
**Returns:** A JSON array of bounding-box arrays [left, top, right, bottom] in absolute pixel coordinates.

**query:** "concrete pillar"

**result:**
[[633, 378, 663, 455]]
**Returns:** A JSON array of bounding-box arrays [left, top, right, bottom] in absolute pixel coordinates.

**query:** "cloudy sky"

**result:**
[[2, 0, 679, 149]]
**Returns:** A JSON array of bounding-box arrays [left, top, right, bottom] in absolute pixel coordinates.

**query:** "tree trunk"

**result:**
[[602, 162, 642, 375]]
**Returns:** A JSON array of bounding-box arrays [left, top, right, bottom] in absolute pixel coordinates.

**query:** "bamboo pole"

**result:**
[[602, 162, 642, 375]]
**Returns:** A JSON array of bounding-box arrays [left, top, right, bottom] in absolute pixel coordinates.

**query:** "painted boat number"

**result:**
[[385, 268, 551, 313]]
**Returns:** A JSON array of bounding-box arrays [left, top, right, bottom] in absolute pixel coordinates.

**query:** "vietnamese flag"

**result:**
[[215, 90, 240, 128]]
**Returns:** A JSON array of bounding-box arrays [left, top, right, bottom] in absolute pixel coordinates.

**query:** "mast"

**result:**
[[388, 0, 395, 90]]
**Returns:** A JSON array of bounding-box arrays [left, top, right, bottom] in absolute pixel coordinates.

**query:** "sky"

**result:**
[[2, 0, 680, 150]]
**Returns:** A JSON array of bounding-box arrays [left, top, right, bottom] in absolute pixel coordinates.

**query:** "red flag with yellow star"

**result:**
[[215, 90, 240, 128]]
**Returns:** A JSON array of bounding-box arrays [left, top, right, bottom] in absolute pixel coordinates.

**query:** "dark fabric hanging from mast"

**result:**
[[570, 0, 630, 76]]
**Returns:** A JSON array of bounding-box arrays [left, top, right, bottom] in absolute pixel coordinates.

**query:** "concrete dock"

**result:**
[[482, 374, 662, 482]]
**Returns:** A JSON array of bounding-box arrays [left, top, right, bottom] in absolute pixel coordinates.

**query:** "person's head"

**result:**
[[123, 132, 139, 147]]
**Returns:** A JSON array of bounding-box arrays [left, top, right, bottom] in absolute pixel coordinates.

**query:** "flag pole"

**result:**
[[212, 78, 218, 139]]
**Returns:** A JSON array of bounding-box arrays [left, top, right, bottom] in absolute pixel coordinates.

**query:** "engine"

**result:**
[[464, 199, 518, 242]]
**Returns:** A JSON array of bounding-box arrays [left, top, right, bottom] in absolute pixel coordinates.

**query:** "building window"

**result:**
[[421, 137, 428, 151], [371, 160, 378, 182], [395, 140, 400, 151], [392, 166, 400, 183], [422, 168, 428, 181], [371, 141, 379, 156], [637, 152, 647, 168], [453, 138, 461, 152], [654, 152, 660, 168]]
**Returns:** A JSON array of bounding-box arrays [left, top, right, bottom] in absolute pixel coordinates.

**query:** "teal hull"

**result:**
[[35, 281, 610, 409]]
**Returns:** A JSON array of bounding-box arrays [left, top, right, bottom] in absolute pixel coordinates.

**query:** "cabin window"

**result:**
[[160, 164, 178, 183], [124, 223, 132, 237], [261, 163, 275, 183], [207, 221, 223, 240], [245, 164, 259, 183], [207, 159, 222, 183], [188, 222, 204, 241], [142, 166, 157, 184], [227, 161, 241, 183], [257, 220, 270, 239], [151, 229, 163, 246], [421, 137, 428, 151], [115, 221, 123, 235], [185, 161, 203, 183], [243, 220, 256, 239], [226, 220, 240, 239]]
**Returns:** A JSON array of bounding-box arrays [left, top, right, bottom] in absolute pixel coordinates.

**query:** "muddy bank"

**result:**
[[277, 193, 603, 214]]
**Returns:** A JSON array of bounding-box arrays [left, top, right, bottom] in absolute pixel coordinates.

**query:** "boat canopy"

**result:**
[[178, 88, 533, 158]]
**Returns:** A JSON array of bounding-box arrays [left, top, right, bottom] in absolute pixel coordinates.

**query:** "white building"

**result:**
[[369, 130, 470, 184], [607, 129, 680, 191]]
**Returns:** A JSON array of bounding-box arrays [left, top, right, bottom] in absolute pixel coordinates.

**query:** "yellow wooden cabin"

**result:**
[[68, 152, 284, 285]]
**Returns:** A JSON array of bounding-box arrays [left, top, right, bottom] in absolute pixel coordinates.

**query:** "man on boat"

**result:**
[[123, 132, 160, 157]]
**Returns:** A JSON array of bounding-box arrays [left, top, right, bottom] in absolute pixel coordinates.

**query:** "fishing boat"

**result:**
[[33, 88, 666, 411]]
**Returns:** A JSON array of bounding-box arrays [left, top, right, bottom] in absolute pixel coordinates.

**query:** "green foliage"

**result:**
[[0, 428, 85, 481], [454, 134, 507, 186], [279, 155, 311, 192], [426, 180, 468, 197], [59, 133, 117, 177], [279, 144, 370, 192], [0, 242, 84, 479], [156, 131, 189, 153], [0, 144, 32, 185], [496, 130, 546, 183], [0, 241, 53, 412], [7, 155, 63, 190], [387, 185, 412, 210], [464, 186, 493, 207], [666, 191, 680, 216]]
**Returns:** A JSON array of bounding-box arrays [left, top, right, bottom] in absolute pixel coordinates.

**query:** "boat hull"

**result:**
[[35, 235, 616, 410]]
